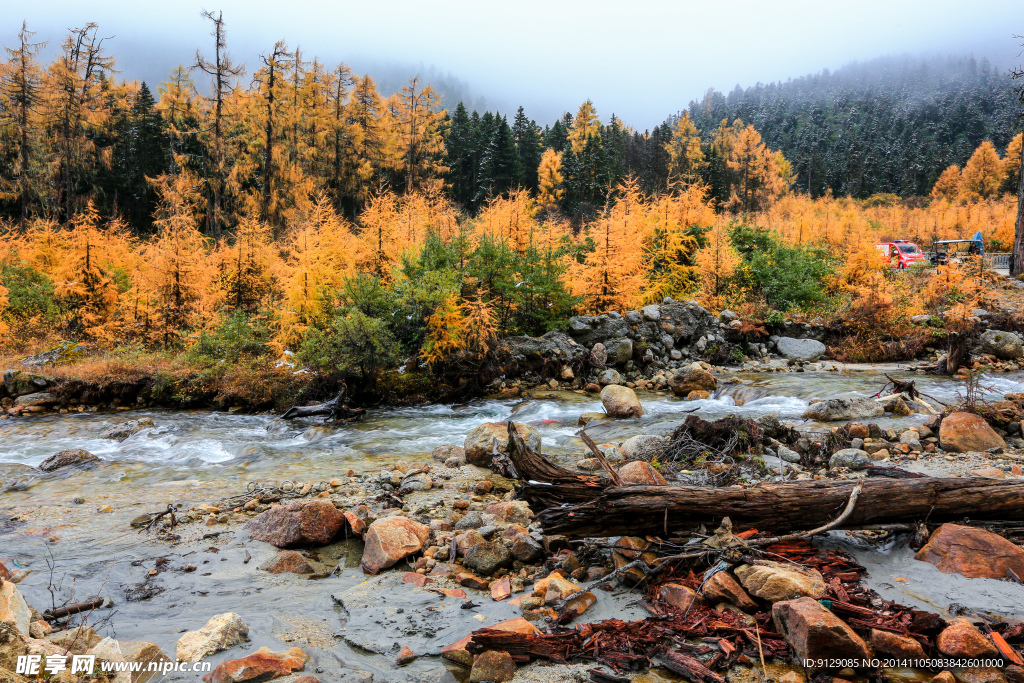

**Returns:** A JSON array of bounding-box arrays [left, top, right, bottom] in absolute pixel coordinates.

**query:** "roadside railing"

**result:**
[[984, 252, 1012, 269]]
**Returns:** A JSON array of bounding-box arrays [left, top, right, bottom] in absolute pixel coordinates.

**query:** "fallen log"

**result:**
[[43, 597, 105, 621], [493, 422, 607, 504], [534, 477, 1024, 536], [279, 383, 365, 423]]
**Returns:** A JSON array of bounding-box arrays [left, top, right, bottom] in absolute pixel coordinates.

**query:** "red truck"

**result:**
[[876, 240, 927, 269]]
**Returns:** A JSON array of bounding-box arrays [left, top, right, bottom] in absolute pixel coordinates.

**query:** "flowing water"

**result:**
[[1, 366, 1022, 681]]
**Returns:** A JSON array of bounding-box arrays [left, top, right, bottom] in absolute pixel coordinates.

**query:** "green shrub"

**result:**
[[298, 310, 400, 387], [187, 311, 273, 365], [730, 224, 835, 311], [1, 263, 57, 321]]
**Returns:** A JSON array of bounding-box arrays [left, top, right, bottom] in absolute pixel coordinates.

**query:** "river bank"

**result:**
[[1, 366, 1024, 682]]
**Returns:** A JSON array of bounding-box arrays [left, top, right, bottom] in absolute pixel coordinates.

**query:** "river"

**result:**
[[2, 366, 1023, 682]]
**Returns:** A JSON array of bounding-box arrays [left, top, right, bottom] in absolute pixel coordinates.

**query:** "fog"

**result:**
[[2, 0, 1020, 129]]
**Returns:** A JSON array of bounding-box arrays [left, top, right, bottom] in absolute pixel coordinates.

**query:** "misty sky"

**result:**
[[3, 0, 1021, 128]]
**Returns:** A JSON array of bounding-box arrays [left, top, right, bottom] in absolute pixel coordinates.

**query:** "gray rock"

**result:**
[[777, 445, 802, 463], [13, 392, 57, 408], [99, 418, 154, 442], [591, 343, 608, 367], [608, 338, 633, 365], [462, 542, 513, 575], [910, 314, 930, 324], [501, 331, 588, 373], [719, 310, 738, 322], [624, 310, 642, 325], [3, 369, 48, 397], [38, 449, 100, 472], [980, 329, 1024, 360], [829, 448, 870, 470], [971, 308, 989, 317], [620, 435, 668, 460], [642, 305, 661, 321], [775, 337, 827, 361], [598, 369, 622, 386], [802, 397, 884, 422], [432, 445, 466, 463], [565, 315, 630, 347], [454, 512, 484, 530]]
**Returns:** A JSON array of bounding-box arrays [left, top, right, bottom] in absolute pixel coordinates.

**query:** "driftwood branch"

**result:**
[[578, 429, 623, 486], [43, 597, 105, 621], [279, 383, 365, 423]]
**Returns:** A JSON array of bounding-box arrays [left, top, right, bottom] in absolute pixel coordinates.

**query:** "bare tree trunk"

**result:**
[[534, 477, 1024, 537], [1013, 137, 1024, 276], [945, 331, 968, 375]]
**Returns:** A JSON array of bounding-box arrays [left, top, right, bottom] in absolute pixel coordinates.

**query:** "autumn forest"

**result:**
[[0, 17, 1022, 403]]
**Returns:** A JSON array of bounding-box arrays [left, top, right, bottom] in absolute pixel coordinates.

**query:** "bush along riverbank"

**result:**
[[6, 283, 1024, 417]]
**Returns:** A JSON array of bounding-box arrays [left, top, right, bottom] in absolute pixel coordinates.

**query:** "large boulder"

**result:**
[[601, 385, 643, 418], [176, 613, 249, 663], [464, 422, 541, 467], [500, 331, 587, 372], [2, 369, 48, 397], [0, 582, 31, 636], [38, 449, 100, 472], [775, 337, 827, 362], [668, 367, 716, 396], [772, 597, 871, 669], [734, 561, 826, 603], [243, 500, 346, 548], [980, 329, 1024, 360], [202, 646, 309, 683], [13, 392, 57, 408], [360, 517, 430, 574], [802, 397, 884, 422], [914, 523, 1024, 580], [939, 412, 1006, 453], [565, 314, 630, 348]]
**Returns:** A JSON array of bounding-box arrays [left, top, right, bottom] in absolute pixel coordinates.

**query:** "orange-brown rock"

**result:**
[[939, 412, 1006, 453], [343, 511, 366, 536], [772, 597, 870, 670], [936, 619, 998, 658], [616, 461, 667, 486], [704, 571, 758, 612], [243, 501, 346, 548], [490, 576, 511, 601], [914, 523, 1024, 580], [261, 550, 314, 575], [203, 646, 308, 683], [470, 649, 517, 682], [441, 617, 539, 667], [870, 629, 927, 659], [612, 536, 658, 584], [402, 572, 432, 587], [657, 583, 703, 612], [359, 517, 430, 574], [395, 645, 417, 666]]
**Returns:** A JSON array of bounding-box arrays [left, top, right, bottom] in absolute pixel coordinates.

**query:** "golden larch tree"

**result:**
[[536, 148, 564, 211], [665, 112, 705, 182], [961, 140, 1003, 200]]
